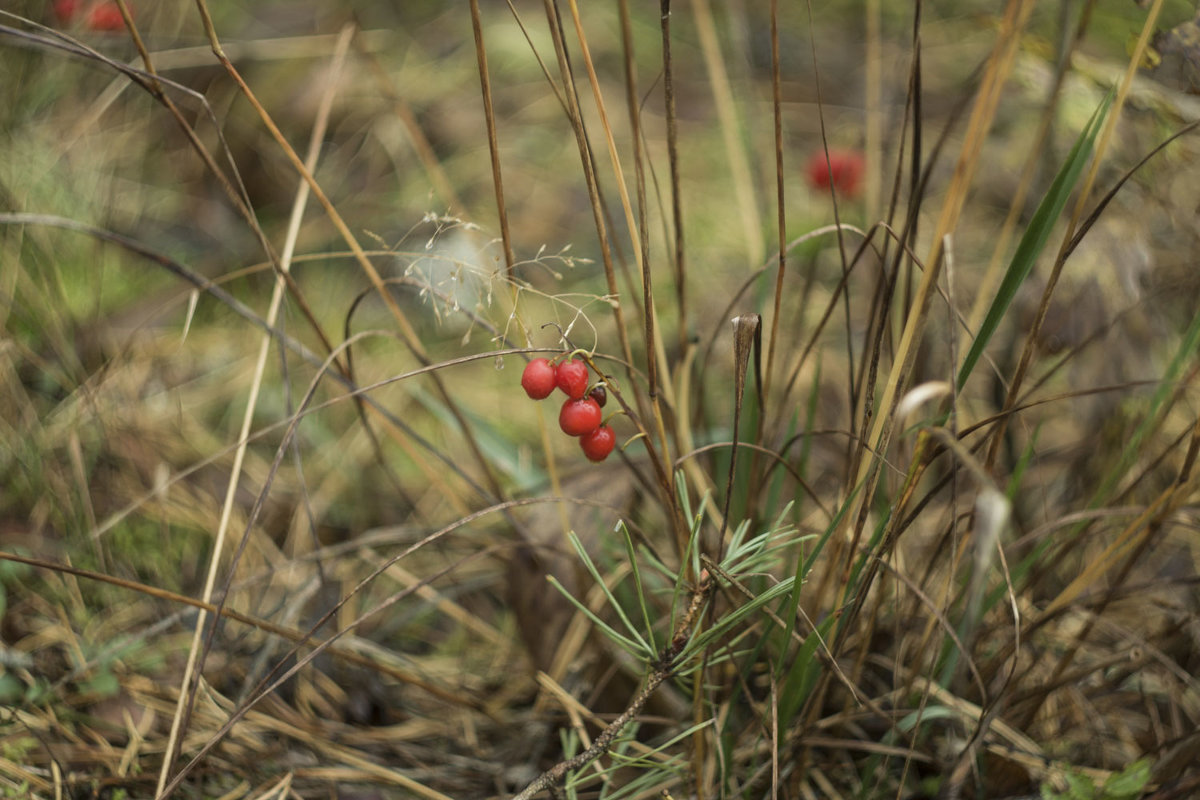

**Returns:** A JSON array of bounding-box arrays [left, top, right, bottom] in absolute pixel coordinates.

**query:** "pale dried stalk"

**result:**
[[155, 24, 355, 798]]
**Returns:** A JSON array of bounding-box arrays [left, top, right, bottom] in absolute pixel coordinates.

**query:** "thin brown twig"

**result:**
[[658, 0, 688, 357], [762, 0, 787, 406], [468, 0, 516, 275]]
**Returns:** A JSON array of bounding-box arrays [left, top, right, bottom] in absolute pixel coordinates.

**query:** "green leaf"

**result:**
[[1066, 772, 1097, 799], [1102, 758, 1151, 799], [79, 669, 120, 699], [1042, 772, 1098, 800]]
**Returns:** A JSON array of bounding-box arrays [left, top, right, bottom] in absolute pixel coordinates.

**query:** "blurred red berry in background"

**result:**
[[53, 0, 130, 30], [805, 148, 865, 199]]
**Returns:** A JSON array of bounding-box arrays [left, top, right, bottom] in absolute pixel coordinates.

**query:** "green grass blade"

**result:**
[[620, 522, 658, 654], [776, 613, 837, 727], [565, 531, 652, 655], [546, 575, 649, 660], [679, 576, 795, 662], [956, 89, 1114, 389]]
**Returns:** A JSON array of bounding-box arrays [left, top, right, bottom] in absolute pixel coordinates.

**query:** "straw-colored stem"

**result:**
[[156, 25, 354, 797], [688, 0, 764, 269]]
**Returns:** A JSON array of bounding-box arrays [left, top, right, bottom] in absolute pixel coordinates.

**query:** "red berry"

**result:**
[[805, 148, 864, 198], [580, 425, 615, 462], [555, 358, 589, 399], [520, 358, 557, 400], [588, 384, 607, 408], [87, 2, 126, 31], [559, 397, 602, 437]]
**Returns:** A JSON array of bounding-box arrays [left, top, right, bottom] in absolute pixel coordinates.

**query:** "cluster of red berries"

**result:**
[[53, 0, 128, 31], [520, 356, 616, 462]]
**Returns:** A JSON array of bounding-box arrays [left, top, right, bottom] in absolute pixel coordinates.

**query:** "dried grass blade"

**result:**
[[717, 314, 761, 554]]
